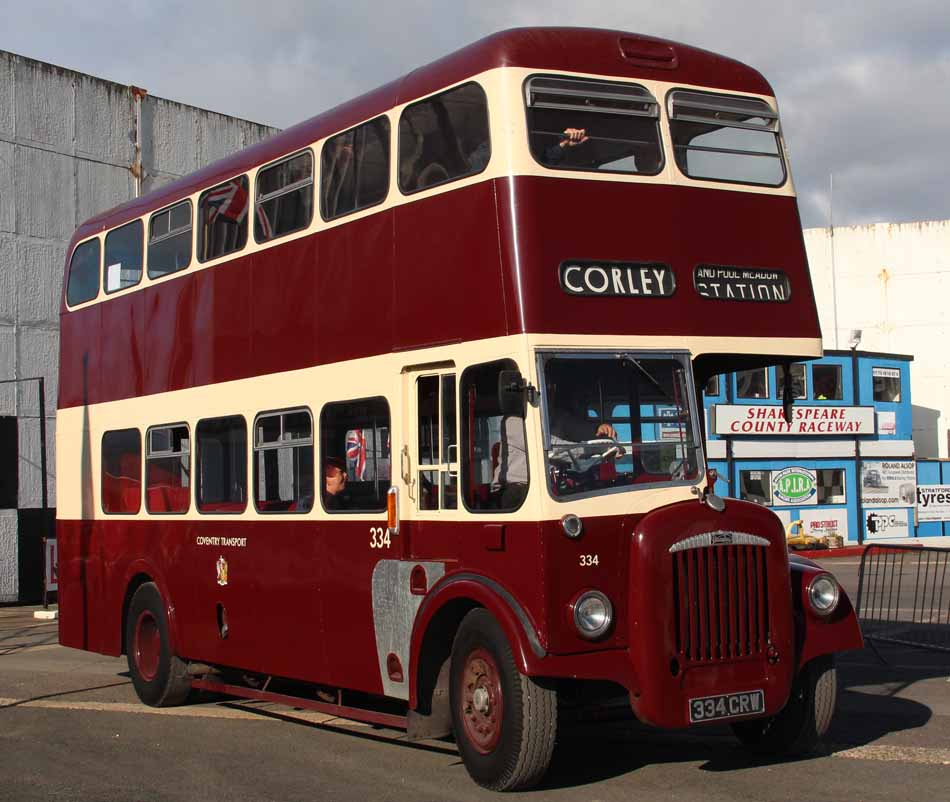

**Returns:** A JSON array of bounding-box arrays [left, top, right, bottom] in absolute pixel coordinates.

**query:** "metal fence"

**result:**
[[856, 544, 950, 653]]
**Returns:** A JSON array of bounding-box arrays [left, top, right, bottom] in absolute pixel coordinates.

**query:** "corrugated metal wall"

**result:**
[[0, 51, 279, 601]]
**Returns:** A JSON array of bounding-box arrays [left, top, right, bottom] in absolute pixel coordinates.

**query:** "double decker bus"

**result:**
[[57, 28, 862, 791]]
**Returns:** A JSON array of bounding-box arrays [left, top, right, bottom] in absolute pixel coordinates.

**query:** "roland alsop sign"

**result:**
[[559, 260, 676, 298], [694, 265, 791, 303]]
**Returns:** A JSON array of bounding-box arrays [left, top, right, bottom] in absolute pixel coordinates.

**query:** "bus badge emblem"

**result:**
[[216, 556, 229, 586]]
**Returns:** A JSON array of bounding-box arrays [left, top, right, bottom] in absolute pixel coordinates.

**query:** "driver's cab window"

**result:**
[[417, 374, 457, 510]]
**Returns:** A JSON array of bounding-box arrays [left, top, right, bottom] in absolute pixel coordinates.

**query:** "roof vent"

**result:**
[[618, 37, 678, 70]]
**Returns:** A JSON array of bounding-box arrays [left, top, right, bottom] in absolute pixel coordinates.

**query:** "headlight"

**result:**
[[807, 573, 840, 616], [573, 591, 613, 639]]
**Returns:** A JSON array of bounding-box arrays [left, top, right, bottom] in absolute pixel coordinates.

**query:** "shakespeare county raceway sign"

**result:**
[[712, 405, 875, 436]]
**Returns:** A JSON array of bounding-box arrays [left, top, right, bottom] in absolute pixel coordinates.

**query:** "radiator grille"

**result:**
[[672, 544, 770, 663]]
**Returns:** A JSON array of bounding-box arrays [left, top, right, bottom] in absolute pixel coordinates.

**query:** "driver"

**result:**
[[547, 380, 617, 443]]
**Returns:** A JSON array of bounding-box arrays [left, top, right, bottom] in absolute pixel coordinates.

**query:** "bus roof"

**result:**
[[69, 27, 773, 243]]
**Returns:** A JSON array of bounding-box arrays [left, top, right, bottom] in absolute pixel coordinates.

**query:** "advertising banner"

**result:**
[[916, 485, 950, 522], [861, 461, 916, 507], [865, 509, 911, 539], [876, 410, 897, 436], [712, 405, 875, 436], [772, 508, 850, 541], [771, 466, 817, 506]]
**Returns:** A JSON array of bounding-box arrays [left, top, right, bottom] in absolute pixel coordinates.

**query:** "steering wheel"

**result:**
[[547, 437, 626, 468]]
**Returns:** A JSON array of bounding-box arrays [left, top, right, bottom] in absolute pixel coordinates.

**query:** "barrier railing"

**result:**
[[856, 544, 950, 654]]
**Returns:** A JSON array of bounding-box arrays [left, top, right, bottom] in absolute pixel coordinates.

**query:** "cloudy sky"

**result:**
[[5, 1, 948, 228]]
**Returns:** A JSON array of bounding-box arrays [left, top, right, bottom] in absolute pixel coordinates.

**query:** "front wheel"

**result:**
[[732, 655, 837, 756], [125, 582, 191, 707], [450, 609, 557, 791]]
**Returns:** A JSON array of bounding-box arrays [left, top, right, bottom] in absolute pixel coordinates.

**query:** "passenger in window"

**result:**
[[323, 140, 355, 217], [323, 457, 351, 511], [542, 127, 590, 165]]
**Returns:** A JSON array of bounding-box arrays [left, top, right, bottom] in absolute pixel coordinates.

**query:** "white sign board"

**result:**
[[865, 509, 911, 539], [861, 461, 916, 507], [45, 539, 58, 592], [872, 367, 901, 380], [771, 508, 850, 541], [876, 410, 896, 436], [712, 405, 875, 436], [916, 484, 950, 522]]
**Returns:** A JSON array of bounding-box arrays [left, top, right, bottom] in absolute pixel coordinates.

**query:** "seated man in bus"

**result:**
[[541, 127, 590, 165], [323, 457, 352, 511]]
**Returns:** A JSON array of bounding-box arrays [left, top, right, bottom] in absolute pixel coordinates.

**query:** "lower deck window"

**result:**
[[320, 398, 390, 512], [254, 409, 314, 513], [196, 416, 247, 513], [146, 424, 190, 514], [102, 429, 141, 514]]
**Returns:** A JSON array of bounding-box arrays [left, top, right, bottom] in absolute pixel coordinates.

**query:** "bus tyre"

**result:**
[[449, 609, 556, 791], [125, 582, 191, 707], [732, 655, 837, 756]]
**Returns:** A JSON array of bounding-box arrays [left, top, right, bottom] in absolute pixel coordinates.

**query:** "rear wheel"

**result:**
[[732, 655, 837, 756], [125, 582, 191, 707], [450, 609, 556, 791]]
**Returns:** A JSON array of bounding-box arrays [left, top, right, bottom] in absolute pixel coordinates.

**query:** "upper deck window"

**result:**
[[321, 117, 390, 220], [198, 176, 250, 262], [525, 76, 662, 175], [104, 220, 143, 293], [398, 82, 490, 194], [66, 238, 100, 306], [256, 150, 314, 242], [668, 90, 785, 187], [148, 201, 192, 278]]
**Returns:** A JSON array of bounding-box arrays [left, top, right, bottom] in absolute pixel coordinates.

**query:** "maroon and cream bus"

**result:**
[[57, 28, 862, 790]]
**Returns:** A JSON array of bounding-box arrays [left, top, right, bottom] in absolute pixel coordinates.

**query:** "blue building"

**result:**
[[702, 350, 931, 544]]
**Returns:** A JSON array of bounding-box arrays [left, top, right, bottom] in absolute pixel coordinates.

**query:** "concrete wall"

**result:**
[[804, 220, 950, 460], [0, 51, 278, 601]]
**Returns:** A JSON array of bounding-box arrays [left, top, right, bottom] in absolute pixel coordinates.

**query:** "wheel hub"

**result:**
[[460, 648, 504, 754], [133, 610, 161, 682]]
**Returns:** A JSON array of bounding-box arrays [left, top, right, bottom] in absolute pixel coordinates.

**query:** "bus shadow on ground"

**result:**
[[538, 644, 941, 789]]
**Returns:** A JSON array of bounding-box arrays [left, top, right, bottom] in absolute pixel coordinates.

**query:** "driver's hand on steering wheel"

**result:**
[[595, 423, 618, 440]]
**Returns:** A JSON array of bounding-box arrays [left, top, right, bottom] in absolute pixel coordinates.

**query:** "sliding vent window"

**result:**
[[321, 117, 390, 220], [254, 409, 314, 513], [525, 76, 662, 175], [199, 176, 249, 262], [146, 424, 190, 514], [255, 151, 314, 242], [148, 201, 192, 278], [104, 220, 143, 293], [399, 82, 490, 193], [66, 238, 100, 306], [669, 90, 785, 186]]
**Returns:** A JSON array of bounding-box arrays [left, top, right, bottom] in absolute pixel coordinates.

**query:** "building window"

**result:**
[[321, 117, 390, 220], [736, 368, 768, 399], [104, 220, 143, 293], [148, 201, 192, 278], [146, 424, 190, 514], [775, 363, 806, 400], [817, 469, 846, 505], [102, 428, 141, 514], [812, 364, 842, 401], [740, 470, 771, 506], [254, 409, 314, 513], [668, 90, 785, 187], [399, 82, 490, 194], [461, 360, 528, 512], [525, 75, 662, 175], [198, 176, 249, 262], [872, 367, 902, 402], [704, 375, 721, 396], [320, 398, 390, 512], [66, 238, 100, 306], [256, 150, 314, 242], [196, 416, 247, 513]]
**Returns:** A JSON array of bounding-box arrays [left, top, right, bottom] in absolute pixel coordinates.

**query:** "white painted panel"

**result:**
[[705, 440, 727, 459], [731, 440, 856, 459], [859, 440, 915, 457]]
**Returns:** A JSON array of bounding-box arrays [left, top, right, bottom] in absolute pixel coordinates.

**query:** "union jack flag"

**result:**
[[346, 429, 366, 480], [205, 179, 248, 224], [255, 204, 274, 240]]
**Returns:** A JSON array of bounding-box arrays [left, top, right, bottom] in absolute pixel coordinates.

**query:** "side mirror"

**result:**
[[498, 370, 528, 418]]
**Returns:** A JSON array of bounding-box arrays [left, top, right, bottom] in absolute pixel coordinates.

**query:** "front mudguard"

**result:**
[[790, 559, 863, 670]]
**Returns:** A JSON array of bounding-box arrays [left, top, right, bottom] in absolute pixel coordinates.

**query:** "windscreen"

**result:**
[[541, 353, 702, 499], [525, 76, 663, 175]]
